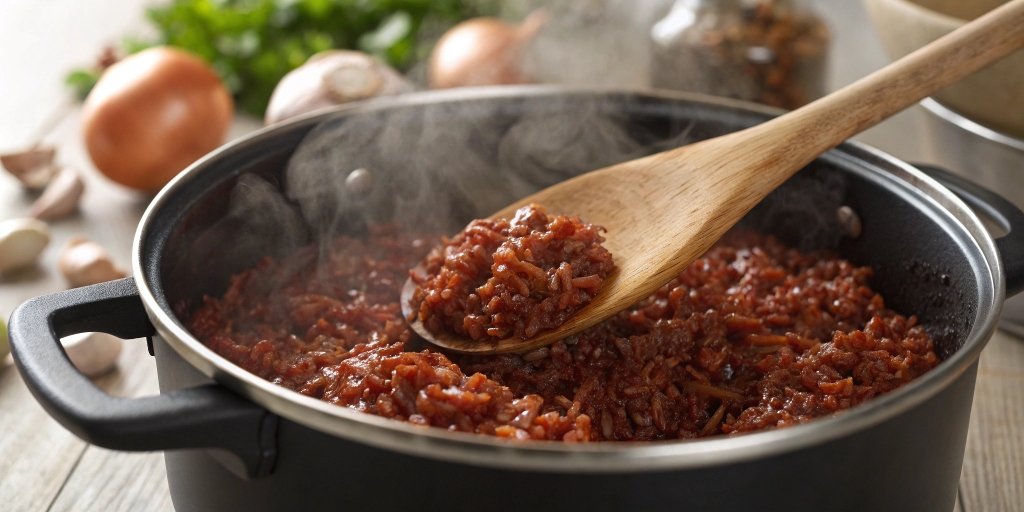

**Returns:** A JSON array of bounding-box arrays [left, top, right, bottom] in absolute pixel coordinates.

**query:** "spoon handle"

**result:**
[[724, 0, 1024, 179]]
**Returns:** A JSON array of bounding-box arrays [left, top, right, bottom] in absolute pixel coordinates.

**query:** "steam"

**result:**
[[164, 172, 309, 305], [192, 173, 308, 260], [282, 94, 694, 252]]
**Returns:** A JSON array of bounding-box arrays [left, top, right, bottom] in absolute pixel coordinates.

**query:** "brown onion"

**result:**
[[81, 47, 234, 193], [428, 11, 548, 89]]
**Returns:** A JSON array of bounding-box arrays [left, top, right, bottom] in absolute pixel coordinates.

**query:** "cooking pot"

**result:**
[[920, 97, 1024, 336], [9, 88, 1024, 512]]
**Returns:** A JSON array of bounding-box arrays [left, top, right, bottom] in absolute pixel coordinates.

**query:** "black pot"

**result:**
[[10, 89, 1024, 512]]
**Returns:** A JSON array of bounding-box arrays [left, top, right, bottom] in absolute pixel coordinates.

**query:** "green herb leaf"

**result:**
[[66, 0, 498, 117], [65, 70, 101, 101]]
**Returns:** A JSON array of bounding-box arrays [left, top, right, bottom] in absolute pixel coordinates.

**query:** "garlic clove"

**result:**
[[0, 218, 51, 274], [61, 332, 122, 378], [58, 237, 127, 288], [0, 146, 60, 191], [30, 166, 86, 221]]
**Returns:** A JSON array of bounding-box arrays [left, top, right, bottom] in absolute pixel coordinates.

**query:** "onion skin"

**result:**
[[82, 47, 234, 193], [429, 11, 548, 89]]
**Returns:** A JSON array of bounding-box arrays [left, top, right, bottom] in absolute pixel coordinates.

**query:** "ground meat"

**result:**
[[187, 227, 939, 441], [410, 204, 614, 341]]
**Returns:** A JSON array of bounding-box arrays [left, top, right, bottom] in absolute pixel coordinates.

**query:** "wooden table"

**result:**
[[1, 1, 1020, 511]]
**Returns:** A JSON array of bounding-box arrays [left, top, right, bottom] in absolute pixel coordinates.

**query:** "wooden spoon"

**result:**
[[403, 0, 1024, 355]]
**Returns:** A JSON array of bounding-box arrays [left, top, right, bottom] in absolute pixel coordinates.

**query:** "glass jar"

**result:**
[[651, 0, 830, 110]]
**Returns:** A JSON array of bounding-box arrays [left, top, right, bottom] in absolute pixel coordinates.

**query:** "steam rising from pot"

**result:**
[[168, 91, 858, 321], [283, 96, 694, 249]]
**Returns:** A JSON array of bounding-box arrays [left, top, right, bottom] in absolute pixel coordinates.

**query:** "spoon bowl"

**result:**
[[404, 0, 1024, 354]]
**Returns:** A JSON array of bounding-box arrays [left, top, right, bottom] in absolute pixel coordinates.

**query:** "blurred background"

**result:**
[[0, 0, 943, 153], [10, 0, 1019, 197]]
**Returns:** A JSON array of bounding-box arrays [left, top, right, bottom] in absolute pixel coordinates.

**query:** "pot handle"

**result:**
[[914, 164, 1024, 297], [7, 277, 277, 479]]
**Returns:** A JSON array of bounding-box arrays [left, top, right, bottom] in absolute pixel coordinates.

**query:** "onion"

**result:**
[[429, 11, 548, 89], [81, 47, 234, 193], [265, 50, 412, 125]]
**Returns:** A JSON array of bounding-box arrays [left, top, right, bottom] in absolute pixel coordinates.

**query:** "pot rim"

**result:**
[[132, 86, 1003, 473], [921, 97, 1024, 150]]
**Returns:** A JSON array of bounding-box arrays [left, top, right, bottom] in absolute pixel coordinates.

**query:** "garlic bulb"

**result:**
[[265, 50, 412, 125]]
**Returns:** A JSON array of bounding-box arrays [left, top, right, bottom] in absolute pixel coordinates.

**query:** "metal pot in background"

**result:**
[[921, 97, 1024, 336]]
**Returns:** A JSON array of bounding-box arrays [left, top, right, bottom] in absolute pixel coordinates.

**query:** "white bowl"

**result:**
[[864, 0, 1024, 137]]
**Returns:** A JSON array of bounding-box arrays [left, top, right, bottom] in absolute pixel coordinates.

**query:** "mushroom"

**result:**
[[0, 146, 60, 191], [0, 218, 51, 274], [58, 237, 127, 288]]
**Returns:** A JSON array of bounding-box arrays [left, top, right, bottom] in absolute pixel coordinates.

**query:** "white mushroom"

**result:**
[[58, 237, 127, 288], [0, 218, 51, 274], [62, 332, 122, 378]]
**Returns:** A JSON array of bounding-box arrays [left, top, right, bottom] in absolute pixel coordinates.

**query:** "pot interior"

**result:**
[[147, 90, 983, 377]]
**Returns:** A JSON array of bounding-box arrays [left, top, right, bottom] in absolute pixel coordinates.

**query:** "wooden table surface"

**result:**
[[1, 1, 1021, 511]]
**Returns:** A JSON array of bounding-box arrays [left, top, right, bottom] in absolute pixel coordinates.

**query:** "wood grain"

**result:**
[[959, 329, 1024, 511], [47, 450, 173, 512], [0, 364, 85, 512], [46, 341, 174, 512]]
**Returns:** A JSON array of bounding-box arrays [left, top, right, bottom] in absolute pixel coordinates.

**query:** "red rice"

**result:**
[[187, 225, 939, 441], [410, 204, 615, 341]]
